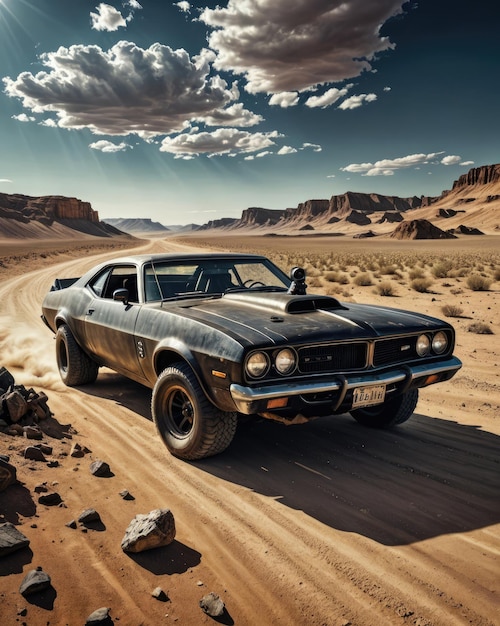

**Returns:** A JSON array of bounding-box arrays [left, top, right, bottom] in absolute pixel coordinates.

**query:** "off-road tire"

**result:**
[[55, 324, 99, 386], [350, 388, 419, 429], [152, 363, 237, 460]]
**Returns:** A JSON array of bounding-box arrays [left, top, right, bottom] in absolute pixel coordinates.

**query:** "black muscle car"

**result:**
[[41, 253, 462, 460]]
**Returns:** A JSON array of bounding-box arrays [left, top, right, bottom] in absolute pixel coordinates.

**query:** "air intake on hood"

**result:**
[[223, 292, 346, 314]]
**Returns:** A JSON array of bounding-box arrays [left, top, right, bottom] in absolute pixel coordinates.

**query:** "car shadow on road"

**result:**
[[194, 412, 500, 546]]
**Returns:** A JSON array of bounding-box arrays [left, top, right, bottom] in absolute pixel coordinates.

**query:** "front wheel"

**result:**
[[350, 389, 419, 429], [55, 324, 98, 386], [152, 363, 237, 460]]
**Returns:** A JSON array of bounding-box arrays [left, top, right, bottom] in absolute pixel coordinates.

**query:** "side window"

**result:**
[[88, 266, 138, 301]]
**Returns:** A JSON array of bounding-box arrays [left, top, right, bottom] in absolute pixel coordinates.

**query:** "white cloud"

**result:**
[[341, 152, 447, 176], [12, 113, 36, 122], [302, 143, 322, 152], [305, 86, 351, 109], [277, 146, 297, 155], [383, 86, 391, 91], [0, 179, 13, 184], [460, 160, 474, 166], [175, 2, 191, 13], [126, 1, 142, 9], [90, 3, 127, 31], [3, 42, 260, 138], [269, 92, 299, 108], [441, 155, 462, 165], [160, 128, 281, 157], [338, 93, 377, 110], [200, 0, 407, 94], [89, 140, 130, 152]]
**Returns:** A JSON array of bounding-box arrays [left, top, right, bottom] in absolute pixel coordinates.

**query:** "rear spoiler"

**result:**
[[50, 277, 79, 291]]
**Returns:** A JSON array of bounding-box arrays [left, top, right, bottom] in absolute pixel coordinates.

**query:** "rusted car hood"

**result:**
[[170, 292, 448, 347]]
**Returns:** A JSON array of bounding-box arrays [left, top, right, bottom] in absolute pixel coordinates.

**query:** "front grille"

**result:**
[[373, 336, 418, 367], [298, 343, 367, 373]]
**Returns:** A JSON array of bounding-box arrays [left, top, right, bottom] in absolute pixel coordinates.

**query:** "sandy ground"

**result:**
[[0, 236, 499, 626]]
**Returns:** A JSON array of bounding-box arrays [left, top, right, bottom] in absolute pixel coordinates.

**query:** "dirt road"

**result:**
[[1, 239, 498, 625]]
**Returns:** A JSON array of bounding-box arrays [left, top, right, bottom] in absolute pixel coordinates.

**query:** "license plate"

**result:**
[[352, 385, 386, 408]]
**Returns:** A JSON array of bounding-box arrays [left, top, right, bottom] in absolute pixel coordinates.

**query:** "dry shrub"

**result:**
[[324, 271, 350, 284], [411, 278, 434, 293], [431, 260, 454, 278], [379, 264, 398, 275], [494, 268, 500, 281], [466, 274, 492, 291], [441, 304, 464, 317], [376, 281, 397, 296], [307, 277, 323, 288], [467, 322, 494, 335], [409, 268, 426, 280], [353, 273, 373, 286]]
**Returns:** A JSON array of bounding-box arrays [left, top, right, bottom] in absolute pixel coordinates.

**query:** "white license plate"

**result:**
[[352, 385, 386, 408]]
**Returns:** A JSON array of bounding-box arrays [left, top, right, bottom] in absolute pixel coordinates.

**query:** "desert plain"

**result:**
[[0, 232, 499, 626]]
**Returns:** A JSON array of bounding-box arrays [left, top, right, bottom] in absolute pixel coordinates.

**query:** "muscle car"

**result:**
[[41, 253, 462, 460]]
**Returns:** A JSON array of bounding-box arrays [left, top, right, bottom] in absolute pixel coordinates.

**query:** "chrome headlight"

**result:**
[[275, 348, 296, 375], [246, 352, 270, 378], [416, 334, 431, 356], [432, 331, 448, 354]]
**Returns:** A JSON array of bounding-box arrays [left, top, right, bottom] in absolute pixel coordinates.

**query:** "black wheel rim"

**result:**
[[164, 385, 195, 437]]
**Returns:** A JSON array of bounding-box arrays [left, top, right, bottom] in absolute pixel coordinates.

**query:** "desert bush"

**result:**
[[431, 260, 454, 278], [494, 268, 500, 281], [466, 274, 492, 291], [441, 304, 464, 317], [353, 273, 373, 286], [376, 281, 397, 296], [450, 288, 463, 295], [324, 271, 350, 284], [379, 264, 398, 275], [307, 277, 323, 288], [467, 322, 494, 335], [409, 267, 426, 280], [411, 278, 434, 293]]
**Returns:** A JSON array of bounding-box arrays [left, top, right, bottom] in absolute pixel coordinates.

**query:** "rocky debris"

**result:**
[[38, 492, 63, 506], [152, 586, 169, 601], [0, 368, 52, 426], [0, 457, 17, 491], [78, 509, 102, 525], [199, 591, 225, 617], [24, 446, 46, 461], [346, 210, 371, 225], [119, 489, 135, 501], [85, 607, 113, 625], [437, 208, 465, 218], [377, 211, 404, 223], [70, 442, 91, 457], [19, 566, 51, 596], [121, 508, 176, 553], [353, 230, 377, 239], [390, 219, 457, 240], [448, 225, 484, 235], [299, 224, 314, 230], [90, 459, 112, 477], [0, 522, 30, 556]]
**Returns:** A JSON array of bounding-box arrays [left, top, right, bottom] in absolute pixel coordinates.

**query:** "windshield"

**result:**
[[144, 257, 291, 301]]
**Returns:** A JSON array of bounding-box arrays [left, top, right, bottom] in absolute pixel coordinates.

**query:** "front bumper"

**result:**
[[230, 356, 462, 415]]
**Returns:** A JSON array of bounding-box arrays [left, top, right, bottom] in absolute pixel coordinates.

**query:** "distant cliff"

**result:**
[[452, 164, 500, 189], [103, 217, 169, 234]]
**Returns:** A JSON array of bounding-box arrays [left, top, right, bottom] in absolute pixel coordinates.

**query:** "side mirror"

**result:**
[[113, 288, 129, 305], [287, 266, 307, 295]]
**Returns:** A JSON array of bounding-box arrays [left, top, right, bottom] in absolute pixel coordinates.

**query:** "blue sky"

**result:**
[[0, 1, 499, 225]]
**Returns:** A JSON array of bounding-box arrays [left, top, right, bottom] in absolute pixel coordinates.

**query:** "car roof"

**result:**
[[101, 252, 268, 265]]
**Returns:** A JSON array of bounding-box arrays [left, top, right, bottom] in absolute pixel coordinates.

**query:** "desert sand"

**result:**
[[0, 234, 499, 626]]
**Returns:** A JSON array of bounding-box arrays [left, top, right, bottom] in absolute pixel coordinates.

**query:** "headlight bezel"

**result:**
[[416, 334, 431, 357], [274, 348, 297, 375], [245, 351, 270, 379], [432, 330, 448, 354]]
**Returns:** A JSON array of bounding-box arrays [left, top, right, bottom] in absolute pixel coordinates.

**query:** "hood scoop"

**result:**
[[223, 292, 346, 314]]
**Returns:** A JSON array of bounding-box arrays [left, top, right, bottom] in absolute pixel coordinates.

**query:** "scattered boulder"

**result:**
[[377, 211, 403, 223], [121, 508, 176, 553], [152, 586, 169, 601], [448, 224, 484, 235], [353, 230, 376, 239], [38, 492, 63, 506], [19, 567, 51, 596], [346, 210, 372, 225], [90, 460, 112, 477], [0, 368, 52, 425], [85, 606, 113, 625], [24, 446, 46, 462], [0, 458, 17, 491], [78, 509, 102, 525], [199, 592, 225, 617], [299, 224, 314, 231], [0, 522, 30, 556]]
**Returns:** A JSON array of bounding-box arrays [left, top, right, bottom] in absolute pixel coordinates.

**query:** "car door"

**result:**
[[83, 264, 143, 378]]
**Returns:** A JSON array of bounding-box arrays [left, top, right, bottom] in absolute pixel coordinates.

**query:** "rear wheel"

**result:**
[[55, 324, 98, 386], [152, 363, 237, 460], [350, 389, 419, 429]]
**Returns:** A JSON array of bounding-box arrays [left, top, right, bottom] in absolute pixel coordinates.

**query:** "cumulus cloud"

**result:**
[[12, 113, 36, 122], [200, 0, 407, 94], [460, 160, 474, 166], [338, 93, 377, 110], [341, 152, 446, 176], [90, 3, 128, 31], [302, 143, 322, 152], [269, 92, 299, 108], [277, 146, 297, 155], [3, 42, 260, 138], [441, 155, 462, 165], [305, 85, 351, 109], [89, 140, 130, 152], [159, 128, 281, 157], [175, 1, 191, 13], [0, 179, 13, 184]]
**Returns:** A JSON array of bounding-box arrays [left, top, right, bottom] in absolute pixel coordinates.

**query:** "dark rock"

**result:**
[[85, 607, 113, 625], [119, 489, 135, 501], [199, 592, 225, 617], [90, 460, 111, 477], [390, 219, 457, 240], [152, 586, 169, 601], [66, 519, 77, 529], [24, 446, 46, 461], [38, 492, 62, 506], [4, 390, 28, 423], [23, 425, 43, 440], [0, 522, 30, 556], [78, 509, 101, 524], [19, 567, 51, 596], [121, 509, 176, 553], [0, 366, 15, 389], [0, 458, 17, 491]]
